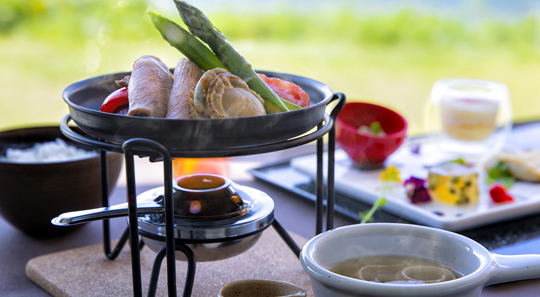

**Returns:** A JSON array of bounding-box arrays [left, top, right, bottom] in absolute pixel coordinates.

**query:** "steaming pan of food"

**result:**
[[63, 70, 333, 150], [62, 0, 337, 150]]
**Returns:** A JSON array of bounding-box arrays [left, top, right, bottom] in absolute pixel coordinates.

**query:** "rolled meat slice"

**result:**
[[166, 59, 203, 119], [127, 55, 173, 118]]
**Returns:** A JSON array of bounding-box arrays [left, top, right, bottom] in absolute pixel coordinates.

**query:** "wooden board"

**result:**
[[26, 227, 311, 297]]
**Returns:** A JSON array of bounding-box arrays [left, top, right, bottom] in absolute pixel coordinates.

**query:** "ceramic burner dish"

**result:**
[[53, 174, 274, 261]]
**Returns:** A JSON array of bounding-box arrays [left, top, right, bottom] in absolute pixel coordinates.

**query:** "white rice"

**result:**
[[0, 138, 98, 163]]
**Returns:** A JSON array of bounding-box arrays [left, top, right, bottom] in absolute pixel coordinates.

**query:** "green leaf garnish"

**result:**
[[360, 197, 387, 224], [488, 161, 512, 179], [487, 161, 515, 188], [447, 158, 468, 165], [486, 176, 515, 188]]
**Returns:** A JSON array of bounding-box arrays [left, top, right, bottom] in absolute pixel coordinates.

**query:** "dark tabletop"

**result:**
[[2, 132, 540, 296]]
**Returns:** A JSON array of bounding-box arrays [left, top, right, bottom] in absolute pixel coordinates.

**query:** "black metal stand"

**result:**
[[60, 92, 345, 297], [147, 244, 195, 297]]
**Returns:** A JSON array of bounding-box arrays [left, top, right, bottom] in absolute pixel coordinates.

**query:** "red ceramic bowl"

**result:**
[[336, 102, 407, 169]]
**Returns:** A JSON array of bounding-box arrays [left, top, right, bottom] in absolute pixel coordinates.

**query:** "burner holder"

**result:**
[[60, 93, 345, 297]]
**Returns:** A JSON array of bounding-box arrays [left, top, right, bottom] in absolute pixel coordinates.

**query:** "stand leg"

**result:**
[[163, 155, 177, 296], [147, 247, 166, 297], [147, 244, 196, 297], [326, 119, 336, 231], [326, 92, 346, 232], [100, 150, 112, 255], [100, 150, 145, 260], [124, 149, 143, 297], [272, 219, 301, 258], [176, 243, 196, 297], [315, 122, 325, 235], [123, 139, 177, 297]]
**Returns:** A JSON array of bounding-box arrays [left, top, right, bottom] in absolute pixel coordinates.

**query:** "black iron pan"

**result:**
[[63, 70, 334, 150]]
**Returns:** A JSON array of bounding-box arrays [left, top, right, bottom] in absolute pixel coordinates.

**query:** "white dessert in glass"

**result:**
[[429, 79, 512, 162], [440, 96, 499, 141]]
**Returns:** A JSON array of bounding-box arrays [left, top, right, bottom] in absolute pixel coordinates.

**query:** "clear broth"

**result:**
[[329, 255, 464, 284]]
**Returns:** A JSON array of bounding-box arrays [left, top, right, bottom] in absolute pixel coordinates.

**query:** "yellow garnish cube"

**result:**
[[427, 163, 479, 205]]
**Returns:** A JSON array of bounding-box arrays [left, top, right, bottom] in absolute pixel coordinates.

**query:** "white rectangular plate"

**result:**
[[290, 144, 540, 232]]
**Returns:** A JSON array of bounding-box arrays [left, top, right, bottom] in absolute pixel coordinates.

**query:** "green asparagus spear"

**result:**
[[148, 11, 225, 71], [173, 0, 292, 113], [282, 98, 301, 110]]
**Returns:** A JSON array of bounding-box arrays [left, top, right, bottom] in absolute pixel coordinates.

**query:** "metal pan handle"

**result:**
[[51, 199, 163, 226], [328, 92, 346, 121]]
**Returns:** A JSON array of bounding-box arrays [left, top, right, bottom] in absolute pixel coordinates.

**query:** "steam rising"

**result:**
[[80, 16, 107, 73]]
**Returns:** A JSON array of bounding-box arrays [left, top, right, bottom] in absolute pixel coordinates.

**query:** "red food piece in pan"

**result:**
[[258, 74, 310, 108], [100, 87, 129, 114]]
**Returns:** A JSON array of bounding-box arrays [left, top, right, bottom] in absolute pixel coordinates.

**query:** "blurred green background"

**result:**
[[1, 0, 539, 135]]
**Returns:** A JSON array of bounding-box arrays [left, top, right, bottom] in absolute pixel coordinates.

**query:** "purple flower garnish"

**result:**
[[410, 143, 421, 155], [404, 176, 431, 204]]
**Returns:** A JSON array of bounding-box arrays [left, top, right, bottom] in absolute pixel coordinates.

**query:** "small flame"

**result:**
[[173, 158, 228, 179]]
